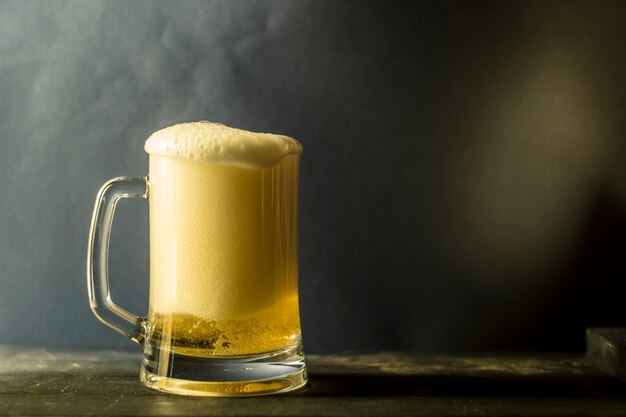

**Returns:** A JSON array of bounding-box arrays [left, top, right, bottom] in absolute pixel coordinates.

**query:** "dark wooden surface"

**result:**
[[1, 346, 626, 416]]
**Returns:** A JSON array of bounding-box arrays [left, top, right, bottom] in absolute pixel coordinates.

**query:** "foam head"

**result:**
[[144, 121, 302, 168]]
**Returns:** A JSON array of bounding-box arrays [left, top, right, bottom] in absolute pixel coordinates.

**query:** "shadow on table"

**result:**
[[295, 374, 626, 398]]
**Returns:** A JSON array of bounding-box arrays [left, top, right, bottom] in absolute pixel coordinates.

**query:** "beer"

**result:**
[[145, 122, 302, 357], [88, 120, 306, 395]]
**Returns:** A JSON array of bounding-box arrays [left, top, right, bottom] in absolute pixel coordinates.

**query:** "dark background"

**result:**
[[1, 0, 625, 353]]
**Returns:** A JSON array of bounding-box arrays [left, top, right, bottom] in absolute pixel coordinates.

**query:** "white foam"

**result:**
[[144, 121, 302, 168]]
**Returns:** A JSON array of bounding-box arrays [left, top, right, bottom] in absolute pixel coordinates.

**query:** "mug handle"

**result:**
[[87, 177, 148, 344]]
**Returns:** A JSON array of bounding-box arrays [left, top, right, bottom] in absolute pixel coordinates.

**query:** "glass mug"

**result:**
[[87, 122, 306, 396]]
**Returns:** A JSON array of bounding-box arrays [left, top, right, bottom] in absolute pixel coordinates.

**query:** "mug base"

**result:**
[[140, 342, 307, 397]]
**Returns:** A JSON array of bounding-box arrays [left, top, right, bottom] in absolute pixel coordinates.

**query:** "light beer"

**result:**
[[145, 121, 302, 357], [88, 120, 306, 395]]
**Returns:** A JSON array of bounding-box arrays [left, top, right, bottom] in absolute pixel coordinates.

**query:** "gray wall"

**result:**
[[1, 0, 625, 352]]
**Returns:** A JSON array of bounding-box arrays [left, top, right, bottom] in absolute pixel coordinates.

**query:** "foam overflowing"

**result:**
[[144, 121, 302, 168]]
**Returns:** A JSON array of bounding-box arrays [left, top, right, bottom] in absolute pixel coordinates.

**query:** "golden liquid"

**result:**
[[147, 155, 300, 357]]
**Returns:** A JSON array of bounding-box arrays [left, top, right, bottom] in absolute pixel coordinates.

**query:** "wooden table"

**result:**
[[1, 346, 625, 416]]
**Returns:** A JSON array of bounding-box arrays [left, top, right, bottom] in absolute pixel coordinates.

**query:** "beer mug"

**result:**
[[87, 122, 306, 396]]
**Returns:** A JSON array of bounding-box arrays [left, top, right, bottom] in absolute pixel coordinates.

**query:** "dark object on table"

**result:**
[[587, 327, 626, 381]]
